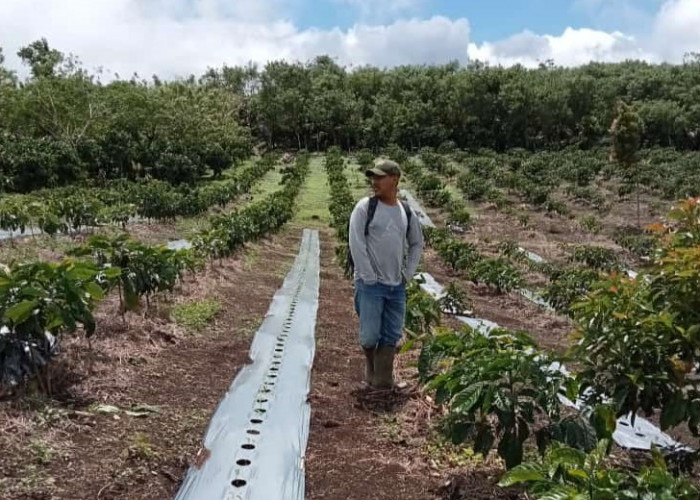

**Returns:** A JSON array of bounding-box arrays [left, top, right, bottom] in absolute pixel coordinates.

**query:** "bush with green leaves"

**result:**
[[544, 198, 571, 216], [613, 225, 655, 259], [420, 147, 454, 177], [324, 148, 356, 275], [579, 214, 602, 234], [383, 144, 408, 166], [404, 277, 443, 339], [0, 259, 115, 388], [70, 234, 195, 313], [467, 257, 523, 293], [497, 240, 528, 263], [457, 171, 491, 201], [0, 156, 274, 234], [419, 327, 570, 468], [521, 182, 551, 206], [433, 237, 482, 272], [193, 153, 309, 260], [566, 244, 622, 271], [445, 199, 472, 229], [500, 441, 699, 499], [437, 281, 471, 315], [570, 199, 700, 438], [565, 185, 607, 210], [541, 267, 601, 315], [437, 140, 457, 155], [355, 149, 374, 170], [414, 172, 451, 207]]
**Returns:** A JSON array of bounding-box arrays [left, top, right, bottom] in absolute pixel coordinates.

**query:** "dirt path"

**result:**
[[305, 230, 439, 500]]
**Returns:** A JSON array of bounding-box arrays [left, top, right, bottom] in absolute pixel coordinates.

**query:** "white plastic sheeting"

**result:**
[[0, 227, 43, 240], [415, 272, 498, 334], [518, 288, 555, 311], [518, 247, 545, 264], [399, 189, 435, 228], [175, 229, 320, 500], [167, 239, 193, 250]]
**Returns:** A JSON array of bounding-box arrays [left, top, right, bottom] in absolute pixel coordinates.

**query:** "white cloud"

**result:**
[[653, 0, 700, 61], [467, 0, 700, 68], [467, 27, 656, 67], [307, 17, 470, 68], [0, 0, 467, 79]]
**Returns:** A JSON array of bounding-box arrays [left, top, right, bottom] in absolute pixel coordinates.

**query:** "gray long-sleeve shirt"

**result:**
[[349, 196, 424, 286]]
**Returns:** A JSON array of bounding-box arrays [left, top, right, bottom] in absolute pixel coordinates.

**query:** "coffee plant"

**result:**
[[420, 327, 570, 468]]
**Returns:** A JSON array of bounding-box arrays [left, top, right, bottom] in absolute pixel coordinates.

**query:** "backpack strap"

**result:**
[[400, 200, 413, 238], [364, 196, 379, 236]]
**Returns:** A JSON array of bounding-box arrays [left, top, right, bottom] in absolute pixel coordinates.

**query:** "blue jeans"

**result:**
[[354, 280, 406, 348]]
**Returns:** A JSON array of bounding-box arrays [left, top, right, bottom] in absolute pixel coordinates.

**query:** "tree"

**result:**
[[610, 100, 643, 227], [0, 47, 17, 87], [17, 38, 64, 79]]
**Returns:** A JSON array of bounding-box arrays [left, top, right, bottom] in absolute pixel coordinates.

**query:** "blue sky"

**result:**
[[293, 0, 663, 41]]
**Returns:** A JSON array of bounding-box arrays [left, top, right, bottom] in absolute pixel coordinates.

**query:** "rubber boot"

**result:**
[[362, 347, 376, 385], [373, 345, 396, 389]]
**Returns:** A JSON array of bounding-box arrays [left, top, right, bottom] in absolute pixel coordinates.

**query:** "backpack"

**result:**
[[345, 196, 413, 278]]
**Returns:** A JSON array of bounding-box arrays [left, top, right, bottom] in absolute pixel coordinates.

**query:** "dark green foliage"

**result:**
[[500, 441, 699, 499], [566, 244, 622, 271], [541, 267, 601, 315], [0, 259, 114, 387], [457, 172, 491, 201], [420, 327, 569, 469]]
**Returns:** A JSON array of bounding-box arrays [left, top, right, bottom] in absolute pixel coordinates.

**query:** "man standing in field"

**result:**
[[349, 159, 423, 389]]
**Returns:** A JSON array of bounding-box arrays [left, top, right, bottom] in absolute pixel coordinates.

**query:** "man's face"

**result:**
[[371, 174, 398, 198]]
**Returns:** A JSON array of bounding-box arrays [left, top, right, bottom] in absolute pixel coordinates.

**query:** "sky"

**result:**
[[0, 0, 698, 80]]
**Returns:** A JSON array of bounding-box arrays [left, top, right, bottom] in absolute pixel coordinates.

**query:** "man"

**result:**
[[349, 159, 423, 389]]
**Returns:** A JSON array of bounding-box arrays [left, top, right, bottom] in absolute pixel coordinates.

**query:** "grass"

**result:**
[[29, 439, 54, 465], [242, 244, 261, 271], [173, 298, 222, 332], [174, 215, 210, 238], [250, 164, 285, 202], [127, 433, 158, 461], [0, 233, 79, 265], [292, 155, 331, 227]]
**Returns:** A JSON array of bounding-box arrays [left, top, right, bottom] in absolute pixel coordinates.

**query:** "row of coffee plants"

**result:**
[[323, 147, 356, 277], [402, 155, 472, 230], [420, 323, 698, 498], [414, 199, 700, 497], [0, 155, 310, 391], [0, 155, 277, 237], [393, 151, 524, 293], [192, 153, 310, 260]]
